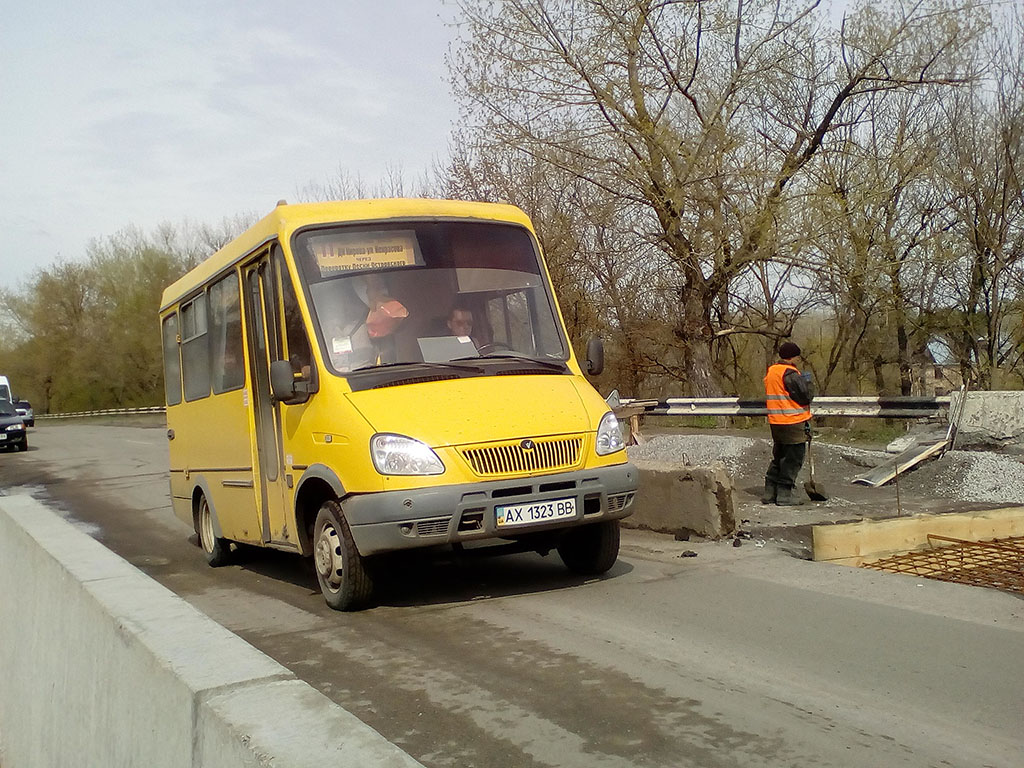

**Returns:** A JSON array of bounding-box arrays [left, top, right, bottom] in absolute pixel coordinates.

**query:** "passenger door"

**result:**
[[243, 250, 293, 547]]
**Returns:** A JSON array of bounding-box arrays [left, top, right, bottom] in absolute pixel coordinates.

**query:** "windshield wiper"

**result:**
[[352, 360, 486, 374], [451, 353, 568, 372]]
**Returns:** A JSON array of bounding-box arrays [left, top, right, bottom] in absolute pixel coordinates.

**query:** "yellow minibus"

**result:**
[[160, 199, 637, 609]]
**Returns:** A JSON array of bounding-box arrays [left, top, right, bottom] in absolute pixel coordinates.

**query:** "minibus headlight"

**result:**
[[370, 434, 445, 475], [595, 412, 625, 455]]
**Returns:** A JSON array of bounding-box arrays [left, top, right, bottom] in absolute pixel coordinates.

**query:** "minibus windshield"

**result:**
[[293, 221, 569, 378]]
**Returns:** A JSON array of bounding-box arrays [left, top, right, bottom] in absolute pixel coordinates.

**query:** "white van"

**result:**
[[0, 376, 11, 402]]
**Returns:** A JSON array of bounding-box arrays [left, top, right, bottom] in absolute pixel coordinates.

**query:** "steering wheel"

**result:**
[[476, 341, 512, 355]]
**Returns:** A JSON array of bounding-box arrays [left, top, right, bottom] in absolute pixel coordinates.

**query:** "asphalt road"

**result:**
[[2, 423, 1022, 768]]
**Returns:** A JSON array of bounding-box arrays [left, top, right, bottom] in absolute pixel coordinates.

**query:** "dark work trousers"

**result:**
[[765, 439, 807, 489]]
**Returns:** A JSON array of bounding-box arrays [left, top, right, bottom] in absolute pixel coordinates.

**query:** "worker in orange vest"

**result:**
[[762, 341, 814, 505]]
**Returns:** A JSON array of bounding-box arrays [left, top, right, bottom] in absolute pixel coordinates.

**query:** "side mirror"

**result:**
[[270, 360, 298, 403], [585, 337, 604, 376]]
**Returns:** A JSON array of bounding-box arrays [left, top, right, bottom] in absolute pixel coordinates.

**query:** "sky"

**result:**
[[0, 0, 458, 291]]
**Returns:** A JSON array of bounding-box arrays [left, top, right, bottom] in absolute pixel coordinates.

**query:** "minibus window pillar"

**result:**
[[245, 263, 281, 486]]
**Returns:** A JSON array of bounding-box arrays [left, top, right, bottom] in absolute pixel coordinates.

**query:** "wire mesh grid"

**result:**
[[863, 535, 1024, 595]]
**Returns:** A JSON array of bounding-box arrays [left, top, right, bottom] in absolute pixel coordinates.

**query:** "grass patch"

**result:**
[[814, 420, 910, 448], [36, 413, 167, 429], [640, 415, 764, 430]]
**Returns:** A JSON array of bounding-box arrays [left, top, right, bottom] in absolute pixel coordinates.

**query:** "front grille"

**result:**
[[460, 436, 584, 477], [415, 518, 451, 537], [607, 492, 634, 512]]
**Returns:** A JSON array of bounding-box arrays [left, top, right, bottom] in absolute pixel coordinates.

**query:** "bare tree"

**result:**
[[805, 84, 957, 394], [298, 163, 441, 202], [938, 5, 1024, 388], [449, 0, 986, 394]]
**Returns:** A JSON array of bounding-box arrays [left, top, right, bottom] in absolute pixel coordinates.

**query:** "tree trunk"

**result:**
[[677, 293, 722, 396], [896, 322, 914, 395]]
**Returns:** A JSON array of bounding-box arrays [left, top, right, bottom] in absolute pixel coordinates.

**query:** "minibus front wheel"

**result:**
[[313, 500, 374, 611], [557, 520, 620, 576]]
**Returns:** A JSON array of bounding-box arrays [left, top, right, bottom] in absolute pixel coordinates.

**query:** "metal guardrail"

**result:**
[[35, 396, 951, 421], [621, 396, 951, 419], [37, 406, 166, 420]]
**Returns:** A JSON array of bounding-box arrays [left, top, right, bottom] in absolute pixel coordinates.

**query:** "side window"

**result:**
[[504, 292, 532, 351], [161, 313, 182, 406], [486, 290, 549, 354], [209, 272, 245, 393], [181, 294, 211, 401], [487, 296, 508, 347], [275, 251, 313, 376], [487, 292, 532, 351]]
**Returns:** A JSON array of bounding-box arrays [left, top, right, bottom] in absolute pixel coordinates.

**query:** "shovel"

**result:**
[[803, 434, 829, 501]]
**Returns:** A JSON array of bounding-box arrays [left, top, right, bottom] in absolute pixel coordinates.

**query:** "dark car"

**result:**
[[0, 399, 28, 451], [14, 399, 34, 427]]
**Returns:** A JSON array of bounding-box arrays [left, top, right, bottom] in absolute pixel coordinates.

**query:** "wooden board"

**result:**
[[812, 507, 1024, 566], [614, 401, 657, 446], [850, 438, 949, 487]]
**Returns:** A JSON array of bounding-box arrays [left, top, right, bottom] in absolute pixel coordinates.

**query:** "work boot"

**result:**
[[775, 485, 804, 506], [760, 481, 777, 504]]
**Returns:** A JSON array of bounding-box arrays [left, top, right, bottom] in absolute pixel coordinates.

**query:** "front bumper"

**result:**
[[343, 462, 638, 556], [0, 430, 27, 448]]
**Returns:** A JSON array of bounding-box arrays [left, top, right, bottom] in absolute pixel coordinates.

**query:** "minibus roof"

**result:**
[[160, 198, 534, 311]]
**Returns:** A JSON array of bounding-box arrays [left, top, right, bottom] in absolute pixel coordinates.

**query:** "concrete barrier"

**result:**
[[954, 390, 1024, 446], [0, 494, 423, 768], [624, 459, 737, 539]]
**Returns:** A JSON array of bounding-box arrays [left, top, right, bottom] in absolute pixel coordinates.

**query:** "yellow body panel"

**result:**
[[347, 375, 592, 447], [167, 390, 262, 541], [278, 374, 382, 493], [271, 374, 620, 494]]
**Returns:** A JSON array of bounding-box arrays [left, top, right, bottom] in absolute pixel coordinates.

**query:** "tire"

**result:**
[[313, 500, 373, 611], [197, 494, 231, 567], [17, 439, 27, 452], [557, 520, 621, 575]]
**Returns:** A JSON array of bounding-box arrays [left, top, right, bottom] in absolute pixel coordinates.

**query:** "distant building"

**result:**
[[915, 338, 962, 396]]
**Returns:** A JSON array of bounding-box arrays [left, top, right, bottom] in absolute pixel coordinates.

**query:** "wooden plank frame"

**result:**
[[812, 507, 1024, 566]]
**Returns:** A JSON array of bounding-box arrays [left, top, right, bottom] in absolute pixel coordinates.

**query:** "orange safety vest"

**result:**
[[764, 363, 811, 425]]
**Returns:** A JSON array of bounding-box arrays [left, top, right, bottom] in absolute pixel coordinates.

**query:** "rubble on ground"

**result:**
[[627, 434, 755, 475], [904, 450, 1024, 504], [628, 431, 1024, 507]]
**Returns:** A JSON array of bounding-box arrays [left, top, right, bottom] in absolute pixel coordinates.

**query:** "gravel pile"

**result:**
[[922, 451, 1024, 504], [627, 431, 1024, 507], [627, 434, 756, 475]]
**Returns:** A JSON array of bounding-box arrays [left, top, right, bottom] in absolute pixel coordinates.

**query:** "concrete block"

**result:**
[[0, 494, 424, 768], [0, 494, 286, 768], [624, 459, 736, 538], [198, 679, 423, 767], [954, 391, 1024, 446]]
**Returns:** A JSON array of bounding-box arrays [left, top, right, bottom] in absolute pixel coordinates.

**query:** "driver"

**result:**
[[446, 304, 474, 339]]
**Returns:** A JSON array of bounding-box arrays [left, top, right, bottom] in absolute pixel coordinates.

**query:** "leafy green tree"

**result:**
[[0, 217, 252, 413]]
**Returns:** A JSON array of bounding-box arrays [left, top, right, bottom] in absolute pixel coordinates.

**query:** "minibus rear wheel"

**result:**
[[313, 500, 373, 611], [198, 494, 231, 567], [557, 520, 620, 575]]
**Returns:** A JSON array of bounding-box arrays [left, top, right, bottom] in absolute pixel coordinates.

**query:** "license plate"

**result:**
[[496, 497, 576, 528], [0, 433, 6, 440]]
